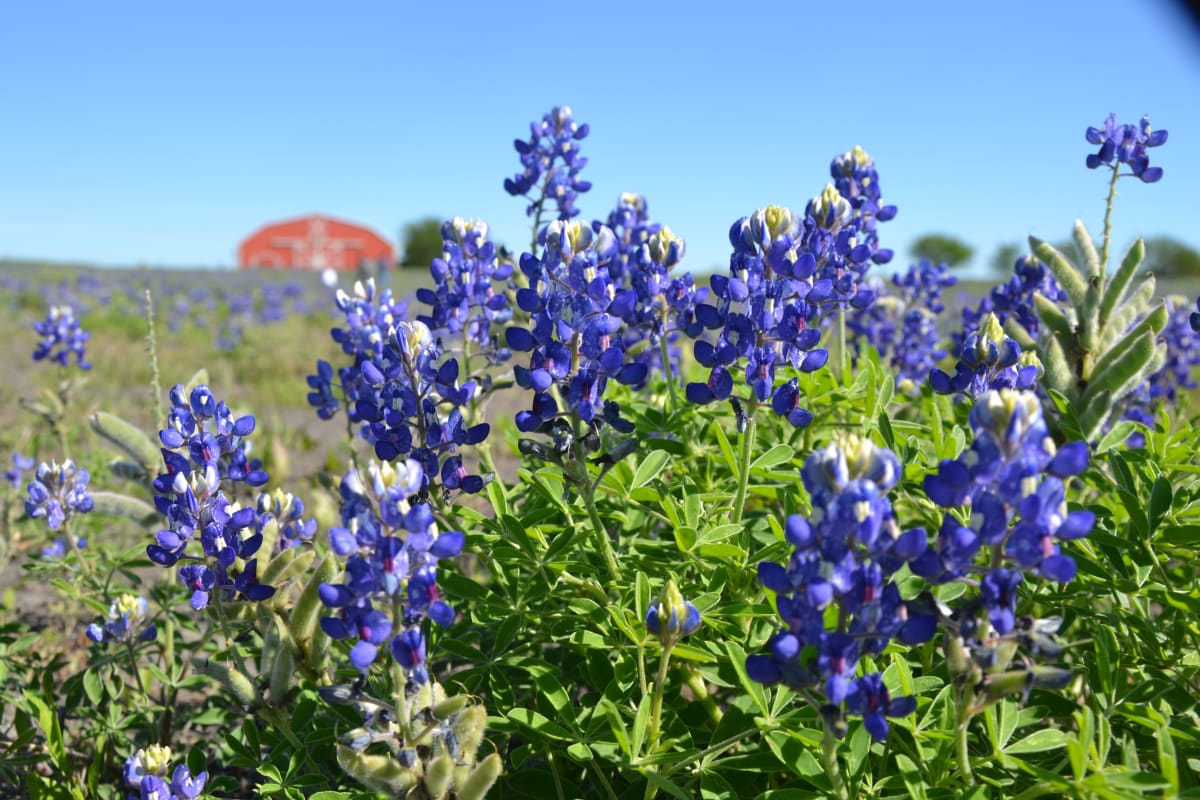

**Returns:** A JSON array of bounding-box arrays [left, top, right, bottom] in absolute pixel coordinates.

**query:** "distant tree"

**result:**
[[910, 233, 974, 268], [399, 217, 444, 269], [1141, 236, 1200, 276], [989, 242, 1022, 276]]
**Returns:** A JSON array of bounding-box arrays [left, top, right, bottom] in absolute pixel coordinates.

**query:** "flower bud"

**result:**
[[645, 580, 701, 647]]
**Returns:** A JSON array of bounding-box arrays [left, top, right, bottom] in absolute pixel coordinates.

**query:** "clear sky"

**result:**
[[3, 1, 1199, 278]]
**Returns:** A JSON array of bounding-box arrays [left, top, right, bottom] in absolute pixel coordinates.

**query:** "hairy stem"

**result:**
[[144, 289, 165, 426], [732, 411, 757, 529], [821, 727, 850, 800], [580, 481, 620, 587], [646, 647, 672, 756], [1100, 164, 1121, 274]]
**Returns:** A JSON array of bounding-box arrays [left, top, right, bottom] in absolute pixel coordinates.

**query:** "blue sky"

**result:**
[[2, 1, 1199, 277]]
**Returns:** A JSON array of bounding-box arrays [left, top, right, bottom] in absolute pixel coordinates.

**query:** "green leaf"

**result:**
[[566, 742, 592, 763], [1099, 236, 1144, 326], [1096, 421, 1138, 454], [751, 443, 794, 472], [1160, 525, 1200, 547], [1005, 727, 1066, 754], [630, 450, 668, 490], [1073, 219, 1101, 280], [1031, 236, 1087, 310], [726, 642, 768, 716], [505, 708, 574, 741], [82, 669, 103, 705], [1148, 476, 1172, 535]]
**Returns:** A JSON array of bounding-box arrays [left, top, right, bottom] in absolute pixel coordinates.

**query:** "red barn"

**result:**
[[238, 214, 394, 271]]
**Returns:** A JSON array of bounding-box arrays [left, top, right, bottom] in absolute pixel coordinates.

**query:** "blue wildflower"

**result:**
[[32, 304, 91, 370], [507, 220, 646, 439], [123, 745, 207, 800], [318, 459, 463, 680], [1086, 113, 1167, 183], [919, 389, 1093, 586], [86, 593, 157, 644], [505, 105, 592, 221], [25, 459, 93, 530], [645, 580, 701, 649], [930, 313, 1042, 397], [5, 453, 34, 488], [747, 434, 930, 741], [1121, 296, 1200, 446], [147, 383, 275, 609], [314, 276, 491, 495], [416, 217, 513, 365]]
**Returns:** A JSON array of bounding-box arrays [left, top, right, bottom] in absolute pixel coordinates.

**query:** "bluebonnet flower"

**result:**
[[1086, 113, 1167, 183], [41, 535, 87, 559], [746, 434, 932, 741], [918, 389, 1093, 587], [504, 105, 592, 221], [930, 313, 1042, 396], [25, 459, 94, 530], [850, 260, 956, 391], [844, 673, 917, 742], [506, 220, 648, 439], [123, 745, 207, 800], [415, 218, 513, 365], [257, 489, 318, 550], [598, 203, 707, 381], [6, 452, 34, 488], [307, 278, 410, 425], [688, 150, 896, 419], [318, 459, 464, 681], [32, 304, 91, 369], [686, 205, 832, 418], [86, 593, 157, 644], [1122, 296, 1200, 446], [1191, 296, 1200, 333], [313, 279, 491, 495], [147, 383, 274, 610], [952, 255, 1065, 360], [645, 580, 701, 649], [829, 145, 898, 266]]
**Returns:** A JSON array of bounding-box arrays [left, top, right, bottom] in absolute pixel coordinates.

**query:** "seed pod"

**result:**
[[89, 411, 161, 475], [456, 754, 502, 800], [431, 694, 471, 721], [453, 705, 488, 763], [193, 656, 261, 708], [422, 754, 455, 799], [89, 491, 159, 527], [289, 553, 336, 654], [268, 639, 295, 705], [336, 745, 419, 794], [261, 546, 314, 590]]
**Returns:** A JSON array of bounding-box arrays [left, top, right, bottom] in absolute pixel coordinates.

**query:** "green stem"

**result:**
[[835, 305, 850, 382], [64, 519, 94, 585], [144, 289, 165, 427], [732, 411, 757, 528], [955, 692, 976, 785], [392, 595, 412, 739], [821, 727, 849, 800], [659, 320, 678, 414], [645, 648, 672, 756], [124, 640, 148, 700], [1100, 164, 1121, 274], [581, 482, 620, 587]]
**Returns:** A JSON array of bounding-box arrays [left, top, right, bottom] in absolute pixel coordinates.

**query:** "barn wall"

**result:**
[[238, 215, 394, 270]]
